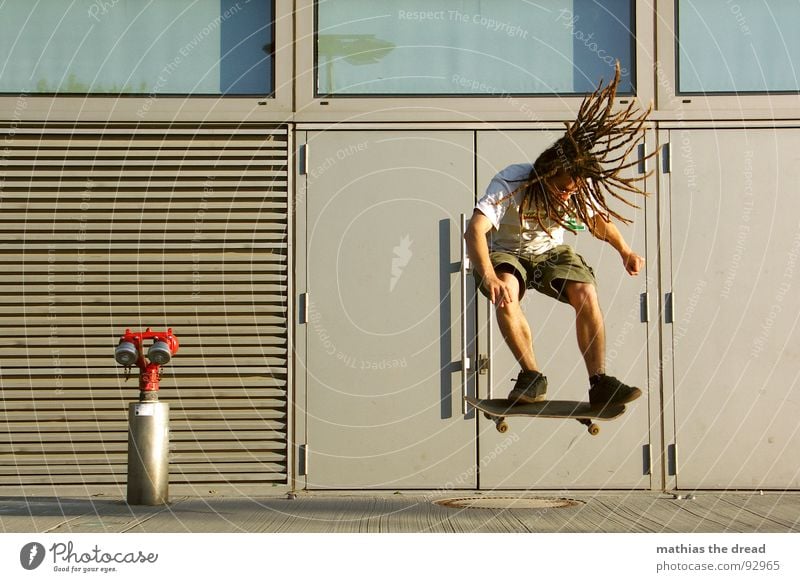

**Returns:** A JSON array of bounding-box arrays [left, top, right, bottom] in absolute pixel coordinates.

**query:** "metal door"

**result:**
[[301, 130, 477, 489], [473, 130, 657, 489], [667, 128, 800, 489]]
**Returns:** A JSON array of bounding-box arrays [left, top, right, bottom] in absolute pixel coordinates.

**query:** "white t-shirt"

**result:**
[[476, 163, 592, 255]]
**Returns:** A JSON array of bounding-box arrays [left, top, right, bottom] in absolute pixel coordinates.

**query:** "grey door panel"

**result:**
[[474, 130, 653, 489], [669, 129, 800, 489], [304, 131, 477, 489]]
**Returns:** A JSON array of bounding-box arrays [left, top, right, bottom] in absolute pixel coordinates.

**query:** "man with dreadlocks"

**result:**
[[465, 64, 650, 407]]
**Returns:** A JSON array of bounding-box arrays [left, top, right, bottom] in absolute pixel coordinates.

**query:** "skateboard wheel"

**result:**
[[496, 421, 509, 433], [588, 423, 600, 436]]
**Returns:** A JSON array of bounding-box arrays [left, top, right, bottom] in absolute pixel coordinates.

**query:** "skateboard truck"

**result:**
[[483, 412, 600, 435], [578, 418, 601, 435], [467, 397, 625, 437], [485, 413, 510, 434]]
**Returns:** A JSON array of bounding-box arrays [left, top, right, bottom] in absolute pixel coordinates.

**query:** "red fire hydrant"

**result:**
[[115, 328, 178, 505], [114, 328, 179, 401]]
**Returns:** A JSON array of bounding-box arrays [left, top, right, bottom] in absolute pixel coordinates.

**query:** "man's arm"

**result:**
[[464, 209, 515, 306], [588, 215, 644, 276]]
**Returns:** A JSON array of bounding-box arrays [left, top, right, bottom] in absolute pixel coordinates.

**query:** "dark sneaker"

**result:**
[[589, 374, 642, 407], [508, 370, 548, 404]]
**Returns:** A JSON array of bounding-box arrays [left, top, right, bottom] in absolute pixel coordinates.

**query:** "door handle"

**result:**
[[487, 298, 494, 399], [460, 213, 471, 414]]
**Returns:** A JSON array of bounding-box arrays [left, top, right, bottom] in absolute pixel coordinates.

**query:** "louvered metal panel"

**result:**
[[0, 123, 290, 493]]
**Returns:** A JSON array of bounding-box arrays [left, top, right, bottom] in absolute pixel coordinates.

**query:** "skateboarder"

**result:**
[[465, 64, 650, 407]]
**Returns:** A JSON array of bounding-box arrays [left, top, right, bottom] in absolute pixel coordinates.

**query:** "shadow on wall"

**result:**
[[439, 218, 475, 421]]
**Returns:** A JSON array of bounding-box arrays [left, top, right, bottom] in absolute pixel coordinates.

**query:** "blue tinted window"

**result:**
[[0, 0, 273, 95], [678, 0, 800, 93], [317, 0, 635, 95]]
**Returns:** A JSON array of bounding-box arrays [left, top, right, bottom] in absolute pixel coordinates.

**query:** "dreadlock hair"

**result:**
[[510, 62, 654, 236]]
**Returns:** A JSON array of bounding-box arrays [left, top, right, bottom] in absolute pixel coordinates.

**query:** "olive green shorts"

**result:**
[[474, 245, 596, 304]]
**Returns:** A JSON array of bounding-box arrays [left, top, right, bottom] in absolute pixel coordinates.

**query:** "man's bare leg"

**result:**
[[563, 281, 605, 376], [562, 281, 642, 404], [494, 271, 539, 372]]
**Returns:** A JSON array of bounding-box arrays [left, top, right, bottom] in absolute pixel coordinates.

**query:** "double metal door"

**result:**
[[300, 129, 657, 490]]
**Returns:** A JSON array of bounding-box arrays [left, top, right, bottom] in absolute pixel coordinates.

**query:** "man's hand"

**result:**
[[482, 273, 515, 308], [622, 250, 645, 276], [465, 210, 518, 306]]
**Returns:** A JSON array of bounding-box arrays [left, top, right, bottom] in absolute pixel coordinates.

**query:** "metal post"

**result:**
[[127, 400, 170, 505], [115, 328, 178, 506]]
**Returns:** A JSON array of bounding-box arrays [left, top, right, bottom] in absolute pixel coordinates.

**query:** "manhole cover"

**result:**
[[434, 497, 584, 510]]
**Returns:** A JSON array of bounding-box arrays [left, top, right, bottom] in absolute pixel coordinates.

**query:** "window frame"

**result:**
[[0, 0, 292, 122], [296, 0, 654, 121], [655, 0, 800, 115]]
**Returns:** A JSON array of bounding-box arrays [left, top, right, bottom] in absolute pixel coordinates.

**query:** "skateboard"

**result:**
[[465, 396, 626, 436]]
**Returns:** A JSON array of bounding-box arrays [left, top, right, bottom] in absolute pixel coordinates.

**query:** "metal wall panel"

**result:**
[[474, 130, 655, 489], [301, 130, 478, 489], [668, 128, 800, 489], [0, 123, 289, 493]]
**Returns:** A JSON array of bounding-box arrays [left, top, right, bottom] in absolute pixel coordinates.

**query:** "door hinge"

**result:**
[[298, 444, 309, 476], [643, 444, 651, 475], [476, 354, 489, 375], [640, 292, 650, 323], [299, 292, 309, 324], [667, 444, 677, 476], [299, 144, 309, 175], [662, 143, 672, 174], [665, 292, 675, 324], [638, 143, 648, 174]]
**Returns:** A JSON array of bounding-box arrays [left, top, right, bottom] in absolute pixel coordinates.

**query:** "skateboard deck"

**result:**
[[465, 396, 626, 436]]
